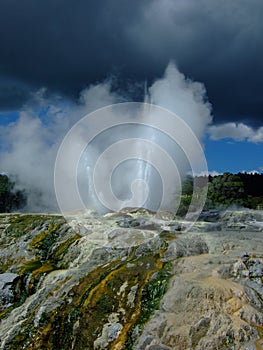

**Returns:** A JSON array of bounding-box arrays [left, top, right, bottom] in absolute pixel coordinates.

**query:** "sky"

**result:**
[[0, 0, 262, 210]]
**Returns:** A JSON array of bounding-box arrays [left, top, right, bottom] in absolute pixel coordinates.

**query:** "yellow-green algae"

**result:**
[[125, 262, 172, 349], [9, 247, 172, 350], [16, 223, 81, 296], [0, 213, 173, 350], [4, 214, 61, 239], [0, 215, 58, 273], [0, 214, 81, 322]]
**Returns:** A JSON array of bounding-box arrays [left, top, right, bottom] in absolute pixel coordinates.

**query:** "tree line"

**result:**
[[1, 172, 263, 214], [179, 172, 263, 214]]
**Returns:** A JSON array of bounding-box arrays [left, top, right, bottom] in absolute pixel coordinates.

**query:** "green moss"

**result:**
[[52, 234, 81, 266], [0, 287, 28, 321], [29, 221, 65, 261], [0, 309, 8, 319], [30, 222, 63, 248], [5, 215, 55, 238], [159, 230, 177, 241], [38, 260, 124, 349], [18, 259, 56, 295], [126, 262, 173, 349], [0, 215, 65, 273], [14, 219, 80, 296], [0, 261, 13, 274], [31, 252, 167, 349], [19, 259, 42, 274], [3, 217, 173, 350], [11, 251, 158, 349]]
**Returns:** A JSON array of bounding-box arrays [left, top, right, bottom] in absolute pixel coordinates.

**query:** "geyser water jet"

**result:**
[[55, 102, 208, 229]]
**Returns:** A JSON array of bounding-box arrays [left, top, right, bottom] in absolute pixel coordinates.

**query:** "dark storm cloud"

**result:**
[[0, 0, 262, 125]]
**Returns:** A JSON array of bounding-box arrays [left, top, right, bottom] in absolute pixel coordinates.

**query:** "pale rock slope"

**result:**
[[0, 209, 262, 350]]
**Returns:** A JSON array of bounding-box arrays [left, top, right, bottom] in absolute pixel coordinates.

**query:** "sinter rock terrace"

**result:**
[[0, 208, 262, 349]]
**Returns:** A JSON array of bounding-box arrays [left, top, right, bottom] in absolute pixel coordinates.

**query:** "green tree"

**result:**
[[206, 172, 246, 209], [0, 174, 26, 213], [181, 175, 193, 195]]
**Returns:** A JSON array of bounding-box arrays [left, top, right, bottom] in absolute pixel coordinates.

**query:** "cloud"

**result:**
[[208, 122, 263, 143], [0, 78, 32, 110], [241, 170, 259, 175], [0, 0, 262, 125], [195, 170, 222, 177]]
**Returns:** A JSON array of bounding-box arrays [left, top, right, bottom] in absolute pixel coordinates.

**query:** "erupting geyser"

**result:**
[[54, 102, 208, 222], [0, 62, 212, 215]]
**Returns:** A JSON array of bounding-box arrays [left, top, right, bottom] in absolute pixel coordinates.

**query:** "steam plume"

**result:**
[[0, 63, 212, 212]]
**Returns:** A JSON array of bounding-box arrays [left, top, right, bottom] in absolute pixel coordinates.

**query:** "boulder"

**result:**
[[0, 273, 19, 307], [161, 237, 209, 262]]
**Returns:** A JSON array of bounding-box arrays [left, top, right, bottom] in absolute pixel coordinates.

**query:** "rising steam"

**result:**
[[0, 63, 212, 213]]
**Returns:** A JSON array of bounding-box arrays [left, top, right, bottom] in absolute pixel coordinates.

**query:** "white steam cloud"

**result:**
[[209, 122, 263, 143], [0, 63, 212, 212], [148, 63, 212, 140]]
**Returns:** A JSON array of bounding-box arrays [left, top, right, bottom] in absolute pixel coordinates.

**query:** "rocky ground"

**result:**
[[0, 209, 262, 349]]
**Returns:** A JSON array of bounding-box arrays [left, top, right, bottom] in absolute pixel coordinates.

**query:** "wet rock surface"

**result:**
[[134, 226, 263, 350], [0, 273, 20, 309], [160, 237, 209, 262], [0, 209, 262, 349]]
